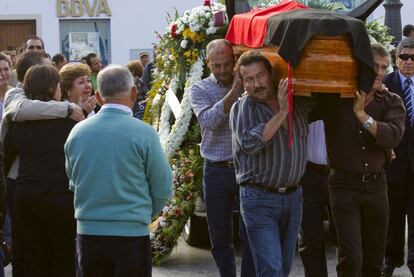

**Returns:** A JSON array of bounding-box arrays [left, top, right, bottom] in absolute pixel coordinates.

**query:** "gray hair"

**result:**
[[396, 38, 414, 55], [97, 65, 134, 99], [206, 39, 233, 59]]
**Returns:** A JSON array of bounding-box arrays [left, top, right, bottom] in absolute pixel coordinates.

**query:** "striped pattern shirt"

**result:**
[[230, 96, 310, 188], [191, 74, 233, 161]]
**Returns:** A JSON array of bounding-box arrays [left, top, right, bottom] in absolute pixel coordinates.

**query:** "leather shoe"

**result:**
[[381, 265, 396, 277]]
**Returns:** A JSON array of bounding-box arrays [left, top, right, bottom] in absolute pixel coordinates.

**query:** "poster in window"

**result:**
[[69, 32, 100, 62]]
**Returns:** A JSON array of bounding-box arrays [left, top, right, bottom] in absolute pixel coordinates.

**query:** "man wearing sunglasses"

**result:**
[[24, 35, 45, 53], [383, 38, 414, 277]]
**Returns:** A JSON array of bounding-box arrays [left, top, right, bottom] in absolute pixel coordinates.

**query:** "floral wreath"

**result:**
[[145, 1, 228, 265]]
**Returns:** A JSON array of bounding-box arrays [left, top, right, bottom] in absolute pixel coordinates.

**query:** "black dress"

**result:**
[[5, 118, 77, 277]]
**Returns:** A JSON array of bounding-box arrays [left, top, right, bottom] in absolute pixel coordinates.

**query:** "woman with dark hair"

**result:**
[[4, 64, 76, 277]]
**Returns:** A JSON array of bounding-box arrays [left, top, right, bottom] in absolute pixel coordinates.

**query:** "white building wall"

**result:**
[[0, 0, 203, 64]]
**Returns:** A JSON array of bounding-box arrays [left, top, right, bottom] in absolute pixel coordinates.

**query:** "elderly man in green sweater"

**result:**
[[64, 65, 172, 277]]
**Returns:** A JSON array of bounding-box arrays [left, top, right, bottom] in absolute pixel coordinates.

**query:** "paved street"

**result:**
[[153, 237, 412, 277], [3, 236, 411, 276]]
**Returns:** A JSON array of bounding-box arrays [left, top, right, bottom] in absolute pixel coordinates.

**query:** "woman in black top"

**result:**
[[4, 64, 77, 277]]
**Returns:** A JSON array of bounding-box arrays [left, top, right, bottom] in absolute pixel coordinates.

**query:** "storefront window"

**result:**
[[59, 19, 110, 65]]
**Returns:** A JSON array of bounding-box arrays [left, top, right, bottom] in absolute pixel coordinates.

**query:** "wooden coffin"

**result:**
[[233, 35, 359, 98]]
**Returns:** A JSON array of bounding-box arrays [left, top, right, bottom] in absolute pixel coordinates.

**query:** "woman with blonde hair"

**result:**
[[60, 63, 96, 117]]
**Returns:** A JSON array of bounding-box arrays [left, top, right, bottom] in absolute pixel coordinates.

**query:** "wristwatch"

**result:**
[[66, 105, 73, 118], [362, 116, 374, 129]]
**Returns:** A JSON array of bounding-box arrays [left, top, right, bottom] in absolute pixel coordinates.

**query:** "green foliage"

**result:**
[[257, 0, 345, 11], [366, 18, 394, 48]]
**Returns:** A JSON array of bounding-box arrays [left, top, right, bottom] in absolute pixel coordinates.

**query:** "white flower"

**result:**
[[180, 39, 188, 49], [206, 27, 217, 35], [208, 20, 215, 27], [177, 25, 185, 34], [162, 206, 169, 213], [189, 22, 201, 32], [168, 55, 174, 61]]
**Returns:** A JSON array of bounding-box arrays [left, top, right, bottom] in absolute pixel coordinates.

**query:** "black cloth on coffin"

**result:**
[[264, 9, 376, 93]]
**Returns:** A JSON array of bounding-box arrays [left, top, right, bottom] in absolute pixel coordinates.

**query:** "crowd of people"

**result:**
[[0, 35, 168, 277], [190, 35, 414, 277], [0, 23, 413, 277]]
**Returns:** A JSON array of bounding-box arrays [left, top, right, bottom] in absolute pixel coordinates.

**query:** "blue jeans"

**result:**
[[0, 248, 4, 277], [203, 161, 255, 277], [240, 186, 303, 277]]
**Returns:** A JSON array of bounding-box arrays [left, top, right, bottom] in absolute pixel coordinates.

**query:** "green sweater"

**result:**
[[64, 106, 172, 236]]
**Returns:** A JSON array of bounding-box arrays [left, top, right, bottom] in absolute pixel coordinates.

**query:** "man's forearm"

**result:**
[[263, 111, 289, 142], [12, 99, 68, 122], [355, 111, 378, 137], [223, 88, 241, 114]]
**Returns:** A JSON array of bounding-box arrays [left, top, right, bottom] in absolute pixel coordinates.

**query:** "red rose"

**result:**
[[204, 0, 211, 7], [175, 208, 183, 217], [171, 23, 177, 38]]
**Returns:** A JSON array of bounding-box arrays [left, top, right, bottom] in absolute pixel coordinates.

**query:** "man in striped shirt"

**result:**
[[230, 50, 310, 276]]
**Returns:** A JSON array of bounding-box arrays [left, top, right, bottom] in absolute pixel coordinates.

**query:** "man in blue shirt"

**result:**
[[65, 65, 172, 277], [190, 39, 254, 277]]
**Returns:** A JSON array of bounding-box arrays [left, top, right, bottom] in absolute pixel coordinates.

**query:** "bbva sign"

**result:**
[[57, 0, 112, 17]]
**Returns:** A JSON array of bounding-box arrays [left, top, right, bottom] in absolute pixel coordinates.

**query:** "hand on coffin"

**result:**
[[231, 70, 244, 95], [278, 78, 289, 114], [353, 90, 366, 118]]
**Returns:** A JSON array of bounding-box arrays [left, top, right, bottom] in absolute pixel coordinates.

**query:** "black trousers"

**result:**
[[6, 179, 29, 277], [15, 186, 76, 277], [76, 234, 151, 277], [298, 167, 336, 277], [385, 177, 414, 274], [328, 172, 389, 277]]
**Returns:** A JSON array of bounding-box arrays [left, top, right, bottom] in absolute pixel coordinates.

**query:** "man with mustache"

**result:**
[[229, 50, 311, 277], [382, 38, 414, 277]]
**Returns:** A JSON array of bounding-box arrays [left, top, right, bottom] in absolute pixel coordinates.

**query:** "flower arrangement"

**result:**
[[151, 140, 203, 265], [143, 1, 227, 125], [146, 1, 228, 265]]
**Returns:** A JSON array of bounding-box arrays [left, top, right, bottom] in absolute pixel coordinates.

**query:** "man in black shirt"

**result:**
[[311, 43, 406, 277]]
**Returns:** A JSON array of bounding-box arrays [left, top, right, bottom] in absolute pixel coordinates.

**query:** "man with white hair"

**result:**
[[64, 65, 172, 277]]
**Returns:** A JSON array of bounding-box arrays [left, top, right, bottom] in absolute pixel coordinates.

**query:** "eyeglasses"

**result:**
[[27, 45, 43, 50], [399, 54, 414, 61]]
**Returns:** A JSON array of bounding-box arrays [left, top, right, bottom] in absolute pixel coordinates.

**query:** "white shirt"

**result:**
[[101, 103, 133, 116], [307, 120, 328, 165]]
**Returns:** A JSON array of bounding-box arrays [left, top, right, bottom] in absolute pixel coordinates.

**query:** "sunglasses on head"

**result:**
[[28, 45, 43, 50], [399, 54, 414, 61]]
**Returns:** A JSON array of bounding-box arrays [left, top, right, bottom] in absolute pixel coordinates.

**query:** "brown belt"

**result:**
[[241, 183, 299, 194], [306, 161, 330, 175]]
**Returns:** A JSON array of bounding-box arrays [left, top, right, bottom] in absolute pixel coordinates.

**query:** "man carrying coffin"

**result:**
[[230, 50, 312, 277], [311, 43, 406, 277]]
